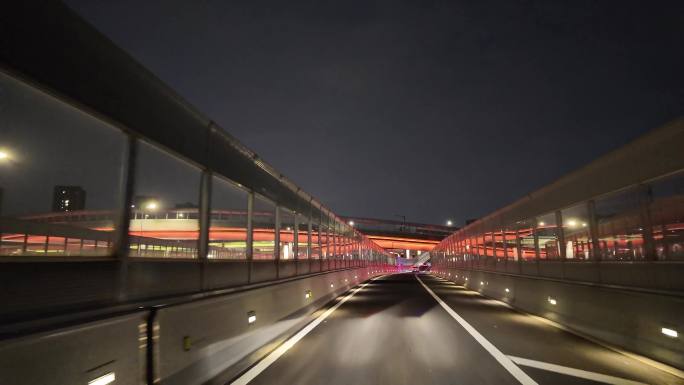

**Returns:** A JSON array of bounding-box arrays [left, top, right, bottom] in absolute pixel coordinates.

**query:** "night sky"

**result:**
[[64, 0, 683, 225]]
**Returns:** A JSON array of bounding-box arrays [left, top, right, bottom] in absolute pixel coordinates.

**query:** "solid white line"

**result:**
[[509, 356, 649, 385], [520, 312, 684, 380], [230, 281, 371, 385], [415, 275, 538, 385], [436, 275, 684, 381]]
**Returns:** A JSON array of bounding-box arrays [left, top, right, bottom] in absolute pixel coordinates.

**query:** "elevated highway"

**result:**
[[1, 2, 683, 384]]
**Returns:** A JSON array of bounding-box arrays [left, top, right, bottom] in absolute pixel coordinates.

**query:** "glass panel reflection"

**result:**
[[209, 176, 248, 259], [279, 207, 295, 260], [536, 212, 560, 259], [649, 172, 684, 260], [594, 188, 644, 260], [0, 71, 124, 257], [252, 195, 275, 260], [129, 141, 201, 258], [561, 203, 592, 260], [297, 213, 309, 259]]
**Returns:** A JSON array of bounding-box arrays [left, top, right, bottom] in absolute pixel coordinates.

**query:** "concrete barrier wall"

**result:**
[[0, 266, 395, 385], [0, 312, 147, 385], [155, 267, 380, 385], [433, 268, 684, 370], [0, 260, 370, 323]]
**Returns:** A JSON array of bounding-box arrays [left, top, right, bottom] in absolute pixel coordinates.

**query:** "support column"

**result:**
[[638, 185, 657, 260], [332, 223, 337, 270], [274, 205, 281, 279], [533, 218, 541, 275], [555, 210, 566, 260], [489, 229, 496, 269], [308, 210, 313, 272], [515, 229, 523, 273], [319, 212, 323, 272], [198, 170, 212, 290], [587, 200, 601, 261], [501, 226, 508, 271], [115, 135, 137, 302], [0, 187, 4, 251], [555, 210, 566, 279], [246, 192, 254, 283], [293, 213, 299, 275]]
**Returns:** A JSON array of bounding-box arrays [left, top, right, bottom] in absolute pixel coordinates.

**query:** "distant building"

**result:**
[[52, 186, 86, 212]]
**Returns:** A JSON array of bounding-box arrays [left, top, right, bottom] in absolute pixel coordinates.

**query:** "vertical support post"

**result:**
[[501, 226, 508, 271], [274, 205, 281, 279], [555, 210, 566, 280], [325, 216, 330, 271], [293, 213, 299, 275], [532, 217, 541, 275], [246, 191, 254, 283], [515, 228, 523, 273], [318, 212, 323, 272], [465, 229, 472, 270], [587, 200, 601, 261], [307, 211, 313, 272], [331, 221, 336, 270], [198, 170, 212, 290], [0, 187, 4, 252], [490, 228, 496, 270], [22, 233, 28, 254], [115, 135, 137, 302], [555, 210, 566, 260], [638, 184, 657, 261]]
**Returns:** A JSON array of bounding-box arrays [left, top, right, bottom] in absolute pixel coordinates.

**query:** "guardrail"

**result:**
[[0, 1, 395, 325]]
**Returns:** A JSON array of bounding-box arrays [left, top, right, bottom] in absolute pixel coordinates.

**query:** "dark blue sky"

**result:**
[[65, 0, 683, 225]]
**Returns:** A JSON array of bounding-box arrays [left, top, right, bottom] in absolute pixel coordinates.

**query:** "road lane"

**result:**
[[419, 274, 684, 385], [229, 273, 683, 385], [243, 273, 523, 385]]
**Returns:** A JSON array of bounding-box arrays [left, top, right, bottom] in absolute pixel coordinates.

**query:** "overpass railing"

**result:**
[[432, 119, 684, 293], [0, 2, 394, 326]]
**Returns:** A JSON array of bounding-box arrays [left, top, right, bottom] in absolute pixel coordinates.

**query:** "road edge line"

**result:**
[[230, 279, 373, 385], [415, 274, 538, 385], [508, 355, 648, 385]]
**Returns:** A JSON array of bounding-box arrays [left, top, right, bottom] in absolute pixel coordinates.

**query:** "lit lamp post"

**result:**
[[446, 219, 453, 227], [0, 148, 14, 221], [138, 200, 158, 256]]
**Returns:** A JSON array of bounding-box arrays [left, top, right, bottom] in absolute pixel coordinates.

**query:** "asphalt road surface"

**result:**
[[233, 273, 684, 385]]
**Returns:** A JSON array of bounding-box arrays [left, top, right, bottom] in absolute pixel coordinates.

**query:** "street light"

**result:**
[[138, 200, 159, 256], [0, 148, 13, 163], [348, 220, 354, 226], [446, 219, 453, 226]]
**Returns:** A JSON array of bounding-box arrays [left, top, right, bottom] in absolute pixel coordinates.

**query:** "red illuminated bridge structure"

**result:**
[[0, 210, 452, 259]]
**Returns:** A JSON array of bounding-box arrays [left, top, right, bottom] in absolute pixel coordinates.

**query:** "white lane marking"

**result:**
[[415, 275, 538, 385], [434, 275, 684, 382], [509, 356, 649, 385], [518, 313, 684, 381], [230, 281, 372, 385]]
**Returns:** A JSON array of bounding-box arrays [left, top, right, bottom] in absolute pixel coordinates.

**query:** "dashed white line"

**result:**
[[415, 274, 538, 385], [230, 281, 371, 385], [509, 356, 649, 385]]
